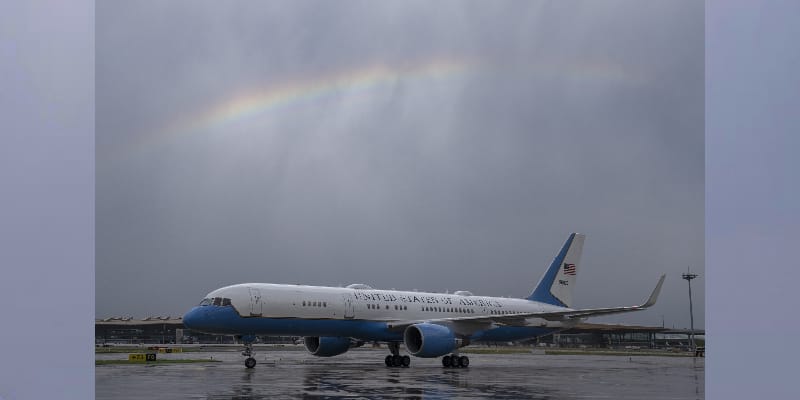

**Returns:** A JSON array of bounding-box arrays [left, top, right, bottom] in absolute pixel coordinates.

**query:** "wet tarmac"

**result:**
[[96, 349, 704, 399]]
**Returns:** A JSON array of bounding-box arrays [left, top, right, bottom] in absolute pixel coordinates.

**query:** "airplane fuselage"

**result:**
[[182, 283, 572, 343]]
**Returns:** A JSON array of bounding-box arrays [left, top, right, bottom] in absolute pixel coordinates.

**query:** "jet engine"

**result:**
[[403, 323, 468, 358], [303, 336, 363, 357]]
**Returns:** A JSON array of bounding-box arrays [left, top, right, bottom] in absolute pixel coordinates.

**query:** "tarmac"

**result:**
[[96, 348, 704, 399]]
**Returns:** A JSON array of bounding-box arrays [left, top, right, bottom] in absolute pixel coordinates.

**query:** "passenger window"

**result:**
[[302, 301, 306, 307], [323, 302, 327, 307]]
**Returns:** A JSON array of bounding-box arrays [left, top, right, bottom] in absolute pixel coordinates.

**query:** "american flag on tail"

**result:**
[[563, 263, 576, 275]]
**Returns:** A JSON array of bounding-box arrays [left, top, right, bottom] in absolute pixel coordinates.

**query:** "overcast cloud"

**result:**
[[96, 0, 703, 329]]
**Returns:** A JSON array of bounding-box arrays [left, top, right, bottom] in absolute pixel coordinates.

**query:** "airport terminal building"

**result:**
[[95, 317, 701, 349]]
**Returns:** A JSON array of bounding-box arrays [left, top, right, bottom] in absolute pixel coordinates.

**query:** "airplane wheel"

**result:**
[[245, 357, 257, 369], [459, 356, 469, 368], [392, 355, 402, 367], [385, 355, 393, 367], [401, 355, 411, 367], [442, 355, 452, 368], [451, 354, 462, 368]]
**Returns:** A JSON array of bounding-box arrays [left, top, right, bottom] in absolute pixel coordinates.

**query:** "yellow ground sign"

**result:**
[[157, 348, 183, 353]]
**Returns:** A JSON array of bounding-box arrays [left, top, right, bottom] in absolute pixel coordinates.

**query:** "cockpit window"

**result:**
[[221, 298, 231, 306], [212, 297, 222, 306], [199, 298, 211, 306]]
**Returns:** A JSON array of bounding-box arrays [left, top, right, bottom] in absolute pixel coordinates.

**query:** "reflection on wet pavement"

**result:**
[[96, 350, 704, 399]]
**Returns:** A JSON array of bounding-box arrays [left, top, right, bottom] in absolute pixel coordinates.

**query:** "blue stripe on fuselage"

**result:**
[[184, 305, 403, 341], [183, 305, 559, 343]]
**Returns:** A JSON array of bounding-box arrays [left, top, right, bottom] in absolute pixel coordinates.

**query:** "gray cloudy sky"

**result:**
[[96, 0, 703, 329]]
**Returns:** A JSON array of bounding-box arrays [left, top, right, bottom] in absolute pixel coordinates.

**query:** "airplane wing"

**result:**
[[387, 275, 665, 333]]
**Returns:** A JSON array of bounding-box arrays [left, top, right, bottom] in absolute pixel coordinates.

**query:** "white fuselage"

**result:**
[[200, 283, 570, 329]]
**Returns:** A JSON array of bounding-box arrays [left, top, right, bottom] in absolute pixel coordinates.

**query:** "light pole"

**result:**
[[682, 266, 698, 352]]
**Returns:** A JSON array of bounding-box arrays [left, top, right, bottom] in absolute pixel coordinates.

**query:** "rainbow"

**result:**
[[126, 58, 474, 156], [123, 56, 644, 157]]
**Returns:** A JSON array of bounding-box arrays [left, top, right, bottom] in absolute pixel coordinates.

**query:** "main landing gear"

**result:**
[[384, 342, 411, 368], [242, 341, 257, 369], [442, 354, 469, 368]]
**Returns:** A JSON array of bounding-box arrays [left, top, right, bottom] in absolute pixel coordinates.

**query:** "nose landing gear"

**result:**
[[240, 338, 257, 368]]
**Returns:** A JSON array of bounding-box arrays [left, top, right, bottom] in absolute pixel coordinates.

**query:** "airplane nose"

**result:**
[[182, 307, 202, 330]]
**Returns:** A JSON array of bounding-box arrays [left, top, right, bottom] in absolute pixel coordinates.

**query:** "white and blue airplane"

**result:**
[[183, 233, 665, 368]]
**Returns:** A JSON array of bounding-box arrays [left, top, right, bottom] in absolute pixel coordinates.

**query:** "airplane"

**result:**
[[182, 233, 665, 368]]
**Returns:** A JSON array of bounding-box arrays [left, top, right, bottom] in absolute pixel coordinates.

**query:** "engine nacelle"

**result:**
[[304, 336, 360, 357], [403, 323, 467, 358]]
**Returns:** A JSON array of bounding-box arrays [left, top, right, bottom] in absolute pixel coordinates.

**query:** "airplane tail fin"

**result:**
[[526, 233, 586, 308]]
